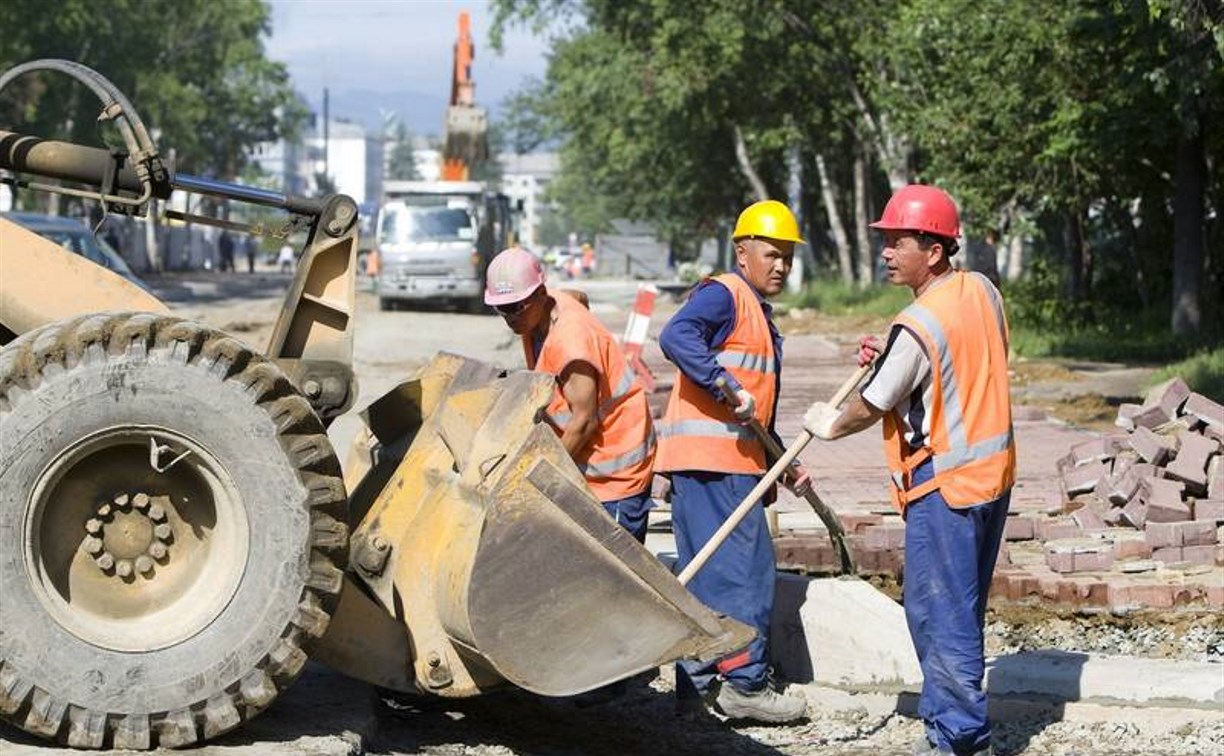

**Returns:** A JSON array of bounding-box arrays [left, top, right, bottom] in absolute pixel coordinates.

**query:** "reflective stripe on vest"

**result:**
[[654, 273, 776, 474], [884, 272, 1015, 510], [580, 426, 656, 478], [715, 350, 776, 374]]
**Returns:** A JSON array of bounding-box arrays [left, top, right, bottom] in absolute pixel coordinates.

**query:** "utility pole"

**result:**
[[322, 87, 330, 185]]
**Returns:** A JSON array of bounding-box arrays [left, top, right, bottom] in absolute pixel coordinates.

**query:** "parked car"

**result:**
[[2, 211, 150, 291]]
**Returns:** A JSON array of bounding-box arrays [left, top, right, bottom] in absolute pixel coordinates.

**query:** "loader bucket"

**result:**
[[330, 353, 753, 698]]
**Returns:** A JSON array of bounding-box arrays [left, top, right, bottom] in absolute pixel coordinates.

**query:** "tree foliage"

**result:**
[[0, 0, 304, 180], [493, 0, 1222, 338]]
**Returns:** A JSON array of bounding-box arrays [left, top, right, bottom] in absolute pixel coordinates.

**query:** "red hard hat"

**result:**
[[870, 184, 961, 238], [485, 247, 546, 306]]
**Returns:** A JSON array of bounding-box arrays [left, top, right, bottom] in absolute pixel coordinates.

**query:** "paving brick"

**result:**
[[1070, 437, 1116, 465], [1045, 539, 1113, 573], [864, 523, 906, 550], [1115, 402, 1141, 431], [1206, 583, 1224, 607], [1146, 498, 1192, 523], [1061, 460, 1109, 496], [1164, 431, 1216, 493], [1144, 521, 1181, 549], [1182, 392, 1224, 431], [1144, 376, 1191, 418], [1180, 544, 1217, 566], [1145, 520, 1218, 549], [1071, 503, 1107, 532], [1121, 497, 1147, 529], [1106, 460, 1152, 505], [839, 512, 884, 534], [1131, 403, 1172, 430], [1139, 475, 1186, 514], [1003, 515, 1035, 541], [1112, 533, 1152, 560], [1151, 545, 1183, 564], [1208, 456, 1223, 500], [1194, 498, 1224, 523], [1127, 582, 1175, 608], [1129, 426, 1174, 465], [1035, 516, 1081, 542]]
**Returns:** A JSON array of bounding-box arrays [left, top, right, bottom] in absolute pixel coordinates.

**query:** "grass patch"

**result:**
[[1148, 347, 1224, 402], [782, 280, 912, 318]]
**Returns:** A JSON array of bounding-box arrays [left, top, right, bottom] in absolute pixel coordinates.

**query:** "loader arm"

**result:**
[[0, 63, 359, 422]]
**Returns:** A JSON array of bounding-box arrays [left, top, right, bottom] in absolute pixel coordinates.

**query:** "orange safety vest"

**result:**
[[655, 273, 777, 474], [527, 289, 656, 501], [883, 271, 1016, 512]]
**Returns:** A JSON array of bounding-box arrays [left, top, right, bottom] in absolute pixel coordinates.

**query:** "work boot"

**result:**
[[912, 736, 994, 756], [710, 680, 808, 724]]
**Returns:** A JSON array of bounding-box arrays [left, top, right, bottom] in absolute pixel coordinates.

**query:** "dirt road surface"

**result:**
[[2, 272, 1218, 756]]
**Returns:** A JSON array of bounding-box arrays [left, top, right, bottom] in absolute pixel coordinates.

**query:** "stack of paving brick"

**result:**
[[1048, 377, 1223, 568]]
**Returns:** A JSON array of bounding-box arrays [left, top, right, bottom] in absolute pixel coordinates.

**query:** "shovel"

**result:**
[[678, 364, 873, 586], [715, 376, 856, 574]]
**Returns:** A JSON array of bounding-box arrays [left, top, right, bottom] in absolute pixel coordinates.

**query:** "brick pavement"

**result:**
[[635, 323, 1222, 612]]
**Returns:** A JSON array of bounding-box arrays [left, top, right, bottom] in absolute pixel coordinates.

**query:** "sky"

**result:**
[[264, 0, 559, 137]]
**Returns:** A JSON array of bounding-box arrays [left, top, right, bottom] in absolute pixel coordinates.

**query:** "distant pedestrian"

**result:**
[[244, 234, 259, 274], [218, 232, 235, 273], [803, 185, 1013, 756], [277, 243, 295, 273]]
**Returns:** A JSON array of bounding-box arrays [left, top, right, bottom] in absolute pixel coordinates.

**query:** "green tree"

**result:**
[[0, 0, 305, 180], [385, 121, 421, 181]]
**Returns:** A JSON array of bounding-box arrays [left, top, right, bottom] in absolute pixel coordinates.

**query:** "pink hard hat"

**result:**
[[484, 247, 546, 306]]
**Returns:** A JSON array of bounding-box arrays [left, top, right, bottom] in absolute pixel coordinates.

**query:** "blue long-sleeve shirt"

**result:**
[[658, 273, 784, 440]]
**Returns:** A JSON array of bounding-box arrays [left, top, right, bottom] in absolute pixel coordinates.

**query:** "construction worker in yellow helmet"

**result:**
[[655, 199, 810, 724]]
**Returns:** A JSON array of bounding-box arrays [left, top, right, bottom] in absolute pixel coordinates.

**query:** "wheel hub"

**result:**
[[83, 492, 175, 579]]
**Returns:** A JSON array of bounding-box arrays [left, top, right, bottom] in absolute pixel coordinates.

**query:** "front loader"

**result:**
[[0, 60, 751, 749]]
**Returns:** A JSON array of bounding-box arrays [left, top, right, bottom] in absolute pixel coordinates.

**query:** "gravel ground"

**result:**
[[364, 663, 1224, 756]]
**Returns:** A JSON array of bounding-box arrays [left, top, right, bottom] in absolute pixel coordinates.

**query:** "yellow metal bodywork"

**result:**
[[315, 353, 754, 697], [0, 218, 167, 335]]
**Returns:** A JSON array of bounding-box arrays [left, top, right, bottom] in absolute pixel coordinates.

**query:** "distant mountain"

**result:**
[[297, 87, 505, 139]]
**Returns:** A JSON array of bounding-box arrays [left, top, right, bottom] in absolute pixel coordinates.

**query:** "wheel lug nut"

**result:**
[[95, 553, 115, 571], [115, 559, 133, 578], [147, 503, 166, 522], [135, 555, 154, 575], [85, 518, 103, 535], [83, 536, 104, 555], [133, 493, 150, 511], [153, 523, 173, 540], [113, 493, 130, 508], [148, 541, 168, 559], [97, 504, 112, 518]]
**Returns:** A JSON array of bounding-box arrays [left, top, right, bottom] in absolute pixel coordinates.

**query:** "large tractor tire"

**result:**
[[0, 313, 349, 748]]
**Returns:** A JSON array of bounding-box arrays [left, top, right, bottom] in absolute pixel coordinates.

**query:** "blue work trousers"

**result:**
[[671, 471, 774, 695], [904, 459, 1010, 755], [602, 491, 654, 543]]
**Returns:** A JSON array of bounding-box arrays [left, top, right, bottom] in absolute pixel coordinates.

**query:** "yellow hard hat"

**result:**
[[732, 200, 804, 244]]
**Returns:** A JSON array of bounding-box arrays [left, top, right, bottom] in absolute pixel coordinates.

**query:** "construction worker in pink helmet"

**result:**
[[804, 185, 1013, 756], [485, 247, 657, 543]]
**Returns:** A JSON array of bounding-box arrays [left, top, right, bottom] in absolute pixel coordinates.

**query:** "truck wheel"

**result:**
[[0, 313, 348, 749], [379, 297, 395, 311]]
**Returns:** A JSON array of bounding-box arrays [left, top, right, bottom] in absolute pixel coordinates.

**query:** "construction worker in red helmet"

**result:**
[[656, 199, 811, 724], [485, 247, 657, 543], [803, 185, 1014, 756]]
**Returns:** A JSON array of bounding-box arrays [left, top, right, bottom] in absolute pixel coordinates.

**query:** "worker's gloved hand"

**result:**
[[803, 401, 840, 440], [857, 335, 884, 367], [784, 463, 812, 498], [732, 389, 756, 423]]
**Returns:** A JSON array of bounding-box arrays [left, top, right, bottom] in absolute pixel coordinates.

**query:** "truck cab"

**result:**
[[374, 180, 511, 311]]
